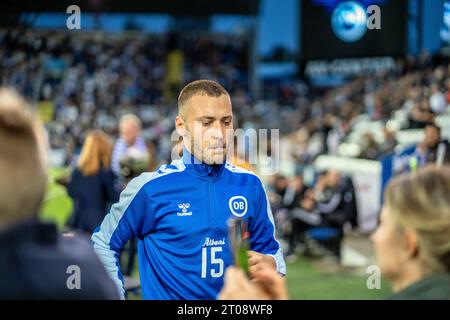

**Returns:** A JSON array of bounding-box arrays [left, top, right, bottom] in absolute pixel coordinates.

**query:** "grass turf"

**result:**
[[285, 257, 391, 299], [39, 168, 73, 230]]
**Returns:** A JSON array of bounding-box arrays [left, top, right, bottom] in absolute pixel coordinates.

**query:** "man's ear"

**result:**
[[175, 115, 186, 137], [403, 228, 419, 259]]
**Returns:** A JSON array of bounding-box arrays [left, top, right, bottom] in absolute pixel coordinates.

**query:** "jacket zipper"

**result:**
[[208, 179, 216, 228]]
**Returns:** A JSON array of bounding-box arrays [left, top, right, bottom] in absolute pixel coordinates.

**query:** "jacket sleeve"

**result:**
[[248, 177, 286, 276], [91, 173, 155, 299]]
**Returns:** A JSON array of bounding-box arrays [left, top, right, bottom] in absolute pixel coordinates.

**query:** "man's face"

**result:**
[[177, 94, 233, 165], [120, 121, 138, 146]]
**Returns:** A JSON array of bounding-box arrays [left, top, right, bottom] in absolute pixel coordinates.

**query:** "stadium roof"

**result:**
[[1, 0, 260, 16]]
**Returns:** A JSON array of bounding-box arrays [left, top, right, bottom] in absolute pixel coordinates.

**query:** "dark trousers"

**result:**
[[287, 218, 312, 255]]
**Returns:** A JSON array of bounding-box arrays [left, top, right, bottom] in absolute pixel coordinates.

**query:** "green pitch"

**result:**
[[286, 258, 391, 299], [39, 168, 73, 230]]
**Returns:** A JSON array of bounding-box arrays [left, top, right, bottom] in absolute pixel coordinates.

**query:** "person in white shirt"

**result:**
[[429, 84, 446, 114], [111, 114, 148, 176]]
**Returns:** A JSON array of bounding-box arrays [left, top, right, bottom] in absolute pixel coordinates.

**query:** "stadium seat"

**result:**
[[306, 227, 342, 261]]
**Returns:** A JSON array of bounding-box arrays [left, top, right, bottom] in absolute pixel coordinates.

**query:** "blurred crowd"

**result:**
[[275, 54, 450, 168], [0, 29, 249, 165], [2, 30, 450, 168], [2, 29, 450, 261]]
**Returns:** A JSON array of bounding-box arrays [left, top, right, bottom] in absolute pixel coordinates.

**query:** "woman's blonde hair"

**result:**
[[77, 130, 112, 176], [385, 165, 450, 273], [0, 88, 47, 225]]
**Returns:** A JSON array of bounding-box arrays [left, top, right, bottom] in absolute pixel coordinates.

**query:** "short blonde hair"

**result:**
[[385, 165, 450, 273], [178, 80, 229, 119], [77, 130, 112, 176], [0, 88, 47, 226]]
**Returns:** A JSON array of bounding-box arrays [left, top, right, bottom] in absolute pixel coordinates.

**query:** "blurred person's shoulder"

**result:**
[[387, 273, 450, 300], [0, 219, 119, 300], [58, 230, 120, 299]]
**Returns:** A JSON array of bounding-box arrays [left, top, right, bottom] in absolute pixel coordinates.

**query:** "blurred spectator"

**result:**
[[408, 97, 435, 129], [429, 83, 446, 114], [267, 175, 288, 212], [67, 130, 119, 234], [0, 87, 118, 299], [415, 123, 450, 166], [111, 114, 148, 179], [286, 189, 321, 257], [282, 176, 305, 210], [378, 127, 398, 155], [271, 175, 306, 249], [445, 79, 450, 104], [360, 132, 380, 160], [172, 137, 184, 160], [315, 170, 358, 232], [268, 175, 290, 238]]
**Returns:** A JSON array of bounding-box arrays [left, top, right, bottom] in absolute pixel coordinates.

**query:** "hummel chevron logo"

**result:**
[[177, 203, 192, 216]]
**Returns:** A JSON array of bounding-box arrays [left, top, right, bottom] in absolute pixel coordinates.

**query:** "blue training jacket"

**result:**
[[92, 150, 286, 300]]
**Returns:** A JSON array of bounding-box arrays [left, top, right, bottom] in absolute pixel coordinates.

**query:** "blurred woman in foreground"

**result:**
[[371, 165, 450, 299], [219, 165, 450, 300], [67, 130, 118, 234]]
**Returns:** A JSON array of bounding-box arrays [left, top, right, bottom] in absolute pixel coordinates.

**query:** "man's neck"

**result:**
[[182, 147, 225, 167]]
